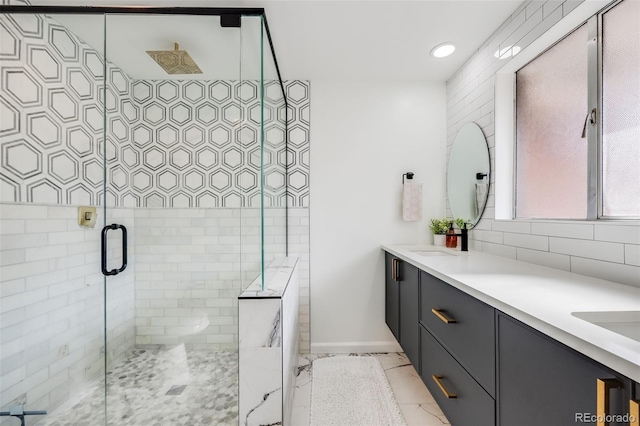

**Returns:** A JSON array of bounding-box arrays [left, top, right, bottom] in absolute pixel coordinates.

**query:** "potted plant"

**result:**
[[454, 218, 468, 230], [429, 218, 451, 246]]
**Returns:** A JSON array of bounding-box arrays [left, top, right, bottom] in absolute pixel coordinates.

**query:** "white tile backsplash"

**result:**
[[472, 229, 504, 244], [563, 0, 583, 15], [550, 237, 625, 264], [530, 221, 594, 239], [491, 220, 532, 234], [481, 241, 518, 259], [570, 257, 640, 286], [625, 244, 640, 267], [446, 0, 640, 287], [594, 223, 640, 245], [543, 0, 564, 17], [503, 232, 549, 251], [516, 247, 571, 271]]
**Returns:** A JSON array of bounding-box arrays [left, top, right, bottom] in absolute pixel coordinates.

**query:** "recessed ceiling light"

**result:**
[[494, 45, 521, 59], [430, 43, 456, 58]]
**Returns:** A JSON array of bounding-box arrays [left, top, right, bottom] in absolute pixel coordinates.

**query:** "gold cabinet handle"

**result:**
[[391, 258, 395, 281], [630, 400, 639, 426], [596, 378, 623, 426], [432, 308, 456, 324], [392, 258, 401, 282], [391, 258, 397, 281], [432, 375, 457, 399]]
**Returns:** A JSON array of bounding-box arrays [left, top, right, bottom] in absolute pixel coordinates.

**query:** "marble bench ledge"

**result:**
[[238, 256, 300, 426], [239, 256, 299, 299]]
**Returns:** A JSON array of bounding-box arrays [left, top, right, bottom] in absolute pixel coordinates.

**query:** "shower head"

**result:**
[[146, 42, 203, 75]]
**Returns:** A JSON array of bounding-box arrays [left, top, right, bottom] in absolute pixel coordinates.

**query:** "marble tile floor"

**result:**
[[32, 350, 446, 426], [36, 347, 238, 426], [291, 353, 450, 426]]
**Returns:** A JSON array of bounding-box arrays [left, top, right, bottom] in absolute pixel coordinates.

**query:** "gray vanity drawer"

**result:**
[[420, 326, 495, 426], [420, 271, 495, 397]]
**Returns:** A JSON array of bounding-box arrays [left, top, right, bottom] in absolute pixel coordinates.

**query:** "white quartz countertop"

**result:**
[[382, 244, 640, 382]]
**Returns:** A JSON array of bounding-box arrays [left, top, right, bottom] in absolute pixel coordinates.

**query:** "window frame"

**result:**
[[495, 0, 638, 222]]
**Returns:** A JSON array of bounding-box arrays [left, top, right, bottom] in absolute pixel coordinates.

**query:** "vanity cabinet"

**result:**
[[421, 327, 495, 426], [385, 252, 400, 340], [384, 253, 420, 369], [498, 313, 634, 426], [420, 271, 495, 397], [419, 271, 496, 425], [383, 249, 639, 426]]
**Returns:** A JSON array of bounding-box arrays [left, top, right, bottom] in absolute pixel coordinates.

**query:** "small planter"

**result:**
[[433, 234, 446, 246]]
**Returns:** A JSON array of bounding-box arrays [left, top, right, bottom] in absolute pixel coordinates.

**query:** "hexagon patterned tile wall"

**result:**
[[0, 13, 310, 208]]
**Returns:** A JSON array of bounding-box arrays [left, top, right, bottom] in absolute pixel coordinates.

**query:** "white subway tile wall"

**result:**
[[446, 0, 640, 287], [0, 203, 135, 423], [626, 245, 640, 268], [134, 207, 273, 350], [0, 203, 311, 420], [288, 207, 310, 353]]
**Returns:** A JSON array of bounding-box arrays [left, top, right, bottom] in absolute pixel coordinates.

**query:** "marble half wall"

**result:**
[[238, 257, 299, 426]]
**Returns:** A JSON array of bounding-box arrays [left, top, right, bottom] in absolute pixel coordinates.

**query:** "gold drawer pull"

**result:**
[[432, 308, 456, 324], [432, 375, 457, 399], [596, 378, 623, 426], [392, 258, 401, 282], [630, 400, 639, 426]]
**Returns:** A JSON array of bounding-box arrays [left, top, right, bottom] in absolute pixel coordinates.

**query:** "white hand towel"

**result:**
[[475, 183, 489, 216], [402, 182, 423, 221]]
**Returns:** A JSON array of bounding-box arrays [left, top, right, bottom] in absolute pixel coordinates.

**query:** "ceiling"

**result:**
[[34, 0, 522, 81]]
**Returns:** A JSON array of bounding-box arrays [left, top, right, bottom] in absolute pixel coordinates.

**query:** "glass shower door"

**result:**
[[0, 11, 108, 426], [100, 12, 243, 425]]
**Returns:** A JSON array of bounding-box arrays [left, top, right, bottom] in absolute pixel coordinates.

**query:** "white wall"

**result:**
[[446, 0, 640, 288], [309, 81, 447, 353]]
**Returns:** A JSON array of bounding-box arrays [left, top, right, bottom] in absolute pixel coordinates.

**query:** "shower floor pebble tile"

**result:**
[[37, 348, 238, 426], [291, 352, 450, 426], [34, 350, 445, 426]]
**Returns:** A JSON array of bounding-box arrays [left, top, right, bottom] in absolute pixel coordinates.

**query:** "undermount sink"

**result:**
[[571, 311, 640, 343], [410, 250, 454, 257]]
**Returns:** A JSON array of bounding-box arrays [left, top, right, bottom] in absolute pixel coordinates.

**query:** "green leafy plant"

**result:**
[[455, 218, 470, 229], [429, 218, 453, 235]]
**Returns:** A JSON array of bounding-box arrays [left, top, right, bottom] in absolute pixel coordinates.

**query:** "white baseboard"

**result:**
[[310, 340, 402, 354]]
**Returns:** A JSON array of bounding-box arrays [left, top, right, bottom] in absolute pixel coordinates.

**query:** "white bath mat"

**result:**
[[310, 356, 407, 426]]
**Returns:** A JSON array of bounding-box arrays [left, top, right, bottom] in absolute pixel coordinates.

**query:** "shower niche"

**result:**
[[0, 6, 290, 426]]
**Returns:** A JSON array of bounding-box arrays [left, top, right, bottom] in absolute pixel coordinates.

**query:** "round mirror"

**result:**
[[447, 122, 490, 228]]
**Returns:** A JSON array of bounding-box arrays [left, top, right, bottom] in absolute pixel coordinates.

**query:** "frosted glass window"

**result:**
[[515, 25, 588, 219], [602, 0, 640, 217]]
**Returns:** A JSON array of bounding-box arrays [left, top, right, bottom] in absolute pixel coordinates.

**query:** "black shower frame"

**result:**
[[0, 4, 291, 255]]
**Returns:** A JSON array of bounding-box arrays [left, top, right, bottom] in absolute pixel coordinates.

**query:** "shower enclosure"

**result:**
[[0, 5, 288, 425]]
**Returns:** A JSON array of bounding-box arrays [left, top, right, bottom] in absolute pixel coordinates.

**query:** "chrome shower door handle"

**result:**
[[101, 224, 128, 276]]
